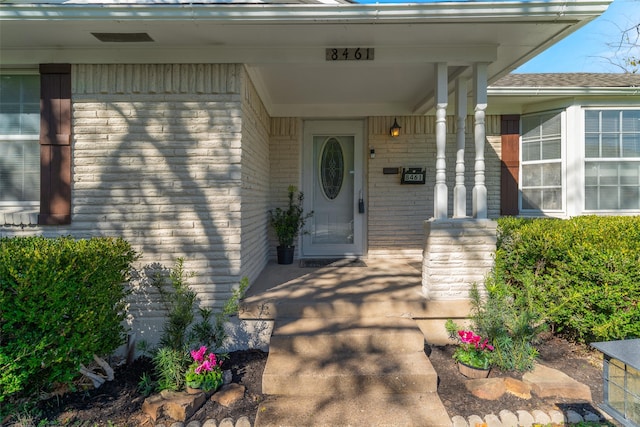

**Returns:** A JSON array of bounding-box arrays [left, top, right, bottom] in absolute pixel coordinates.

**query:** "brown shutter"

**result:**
[[501, 115, 520, 216], [39, 64, 72, 225]]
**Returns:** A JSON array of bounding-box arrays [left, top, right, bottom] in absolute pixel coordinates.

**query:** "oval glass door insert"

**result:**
[[320, 137, 344, 200]]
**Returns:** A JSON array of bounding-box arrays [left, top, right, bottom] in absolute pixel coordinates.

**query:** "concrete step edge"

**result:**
[[262, 352, 438, 395], [254, 392, 452, 427]]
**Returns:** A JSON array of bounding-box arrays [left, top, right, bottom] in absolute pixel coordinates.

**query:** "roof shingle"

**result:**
[[492, 73, 640, 88]]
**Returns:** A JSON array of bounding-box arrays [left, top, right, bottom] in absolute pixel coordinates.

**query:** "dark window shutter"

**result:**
[[501, 115, 520, 216], [38, 64, 72, 225]]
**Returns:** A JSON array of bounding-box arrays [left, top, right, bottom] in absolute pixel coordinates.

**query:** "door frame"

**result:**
[[301, 120, 366, 258]]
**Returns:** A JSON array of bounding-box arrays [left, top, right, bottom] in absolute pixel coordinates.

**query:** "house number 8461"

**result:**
[[326, 48, 375, 61]]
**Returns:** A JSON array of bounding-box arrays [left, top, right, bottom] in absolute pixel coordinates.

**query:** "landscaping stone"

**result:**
[[169, 423, 184, 427], [522, 363, 592, 401], [165, 392, 207, 422], [223, 370, 232, 385], [452, 415, 469, 427], [467, 414, 485, 426], [584, 410, 601, 422], [565, 409, 584, 423], [218, 418, 235, 427], [212, 384, 246, 407], [516, 410, 535, 427], [202, 420, 218, 427], [142, 394, 166, 421], [142, 390, 207, 423], [531, 409, 551, 424], [498, 409, 519, 427], [235, 416, 252, 427], [503, 377, 531, 399], [548, 409, 566, 424], [186, 421, 201, 427], [465, 378, 506, 400], [484, 413, 502, 427]]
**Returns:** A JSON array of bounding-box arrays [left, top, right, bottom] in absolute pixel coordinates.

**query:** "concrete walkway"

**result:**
[[240, 258, 452, 427]]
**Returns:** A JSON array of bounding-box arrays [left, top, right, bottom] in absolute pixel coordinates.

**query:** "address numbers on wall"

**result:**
[[325, 48, 375, 61]]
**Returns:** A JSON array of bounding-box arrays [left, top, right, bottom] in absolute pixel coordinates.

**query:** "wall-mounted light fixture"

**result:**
[[389, 118, 401, 137]]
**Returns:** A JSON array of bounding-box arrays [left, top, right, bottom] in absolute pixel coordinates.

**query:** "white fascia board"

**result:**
[[0, 0, 612, 23], [488, 87, 640, 97], [0, 45, 498, 66]]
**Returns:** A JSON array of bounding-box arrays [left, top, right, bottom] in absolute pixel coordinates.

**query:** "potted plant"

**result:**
[[185, 346, 224, 393], [446, 320, 494, 378], [268, 185, 313, 264]]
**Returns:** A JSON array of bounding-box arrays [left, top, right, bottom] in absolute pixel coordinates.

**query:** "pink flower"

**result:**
[[457, 330, 494, 352], [208, 353, 217, 365], [191, 345, 207, 363], [458, 330, 481, 345]]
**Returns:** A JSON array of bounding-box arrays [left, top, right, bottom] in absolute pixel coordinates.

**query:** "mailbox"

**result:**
[[401, 167, 426, 185]]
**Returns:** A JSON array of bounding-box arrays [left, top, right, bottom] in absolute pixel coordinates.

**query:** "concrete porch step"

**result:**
[[269, 316, 425, 355], [254, 392, 452, 427], [240, 297, 430, 319], [262, 351, 438, 395]]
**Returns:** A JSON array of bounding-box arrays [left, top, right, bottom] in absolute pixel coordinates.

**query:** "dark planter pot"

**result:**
[[276, 246, 295, 265]]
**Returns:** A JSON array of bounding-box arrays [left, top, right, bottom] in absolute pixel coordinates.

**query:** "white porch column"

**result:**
[[454, 77, 467, 218], [434, 62, 448, 219], [472, 63, 488, 219]]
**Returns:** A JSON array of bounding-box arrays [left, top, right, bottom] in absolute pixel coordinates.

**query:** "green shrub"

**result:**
[[153, 347, 190, 392], [0, 236, 138, 409], [149, 259, 249, 392], [495, 216, 640, 343], [448, 281, 544, 372], [152, 258, 197, 351]]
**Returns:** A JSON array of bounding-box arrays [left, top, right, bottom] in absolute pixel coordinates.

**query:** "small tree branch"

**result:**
[[93, 354, 115, 381], [79, 364, 106, 388], [79, 355, 115, 388]]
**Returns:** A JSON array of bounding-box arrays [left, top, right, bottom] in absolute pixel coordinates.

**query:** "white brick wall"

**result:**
[[367, 116, 501, 259], [422, 218, 497, 299], [1, 64, 251, 346], [240, 68, 271, 282], [267, 117, 302, 259]]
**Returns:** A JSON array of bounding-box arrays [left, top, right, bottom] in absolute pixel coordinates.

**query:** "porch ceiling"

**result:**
[[0, 1, 612, 117]]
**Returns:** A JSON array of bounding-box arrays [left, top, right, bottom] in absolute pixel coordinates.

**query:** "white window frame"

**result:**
[[519, 109, 566, 216], [582, 107, 640, 214], [0, 71, 40, 211]]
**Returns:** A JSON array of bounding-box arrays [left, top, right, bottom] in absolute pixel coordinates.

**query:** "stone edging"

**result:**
[[452, 408, 607, 427], [155, 417, 251, 427]]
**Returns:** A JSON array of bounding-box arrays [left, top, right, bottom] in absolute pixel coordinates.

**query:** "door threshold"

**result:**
[[299, 258, 367, 268]]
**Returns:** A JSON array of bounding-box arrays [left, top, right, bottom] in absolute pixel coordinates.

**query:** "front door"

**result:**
[[302, 120, 365, 257]]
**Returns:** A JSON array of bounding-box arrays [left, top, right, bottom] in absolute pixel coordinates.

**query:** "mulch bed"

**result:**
[[429, 334, 606, 419], [9, 336, 605, 426]]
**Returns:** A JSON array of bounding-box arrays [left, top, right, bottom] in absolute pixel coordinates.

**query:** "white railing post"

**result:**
[[454, 77, 467, 218], [472, 63, 488, 219], [434, 62, 448, 219]]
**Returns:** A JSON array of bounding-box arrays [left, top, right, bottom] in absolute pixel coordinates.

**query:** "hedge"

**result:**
[[494, 216, 640, 343], [0, 236, 138, 407]]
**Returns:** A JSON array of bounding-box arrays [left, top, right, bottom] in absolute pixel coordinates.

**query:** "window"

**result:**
[[0, 74, 40, 207], [1, 64, 72, 226], [520, 111, 563, 211], [585, 110, 640, 210]]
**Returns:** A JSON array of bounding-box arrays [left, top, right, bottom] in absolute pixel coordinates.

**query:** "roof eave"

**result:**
[[488, 87, 640, 97], [0, 0, 613, 23]]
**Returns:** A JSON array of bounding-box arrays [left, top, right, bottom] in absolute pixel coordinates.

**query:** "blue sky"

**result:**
[[516, 0, 640, 73], [357, 0, 640, 73]]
